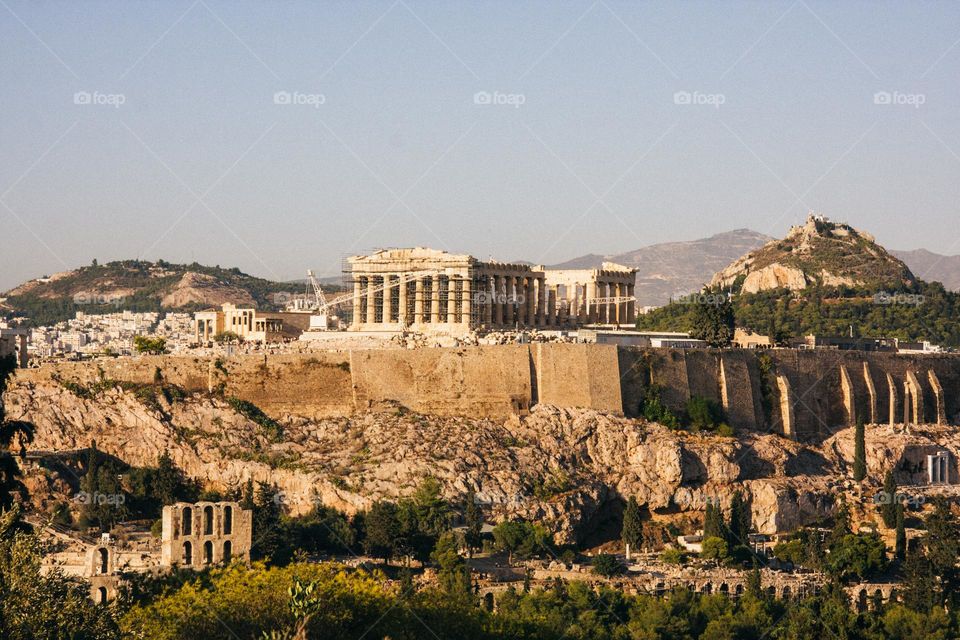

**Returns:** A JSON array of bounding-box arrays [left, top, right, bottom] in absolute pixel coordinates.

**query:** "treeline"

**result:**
[[638, 281, 960, 347]]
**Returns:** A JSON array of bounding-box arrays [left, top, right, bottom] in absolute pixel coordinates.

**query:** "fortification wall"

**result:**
[[534, 343, 622, 413], [350, 345, 532, 418], [11, 345, 960, 441]]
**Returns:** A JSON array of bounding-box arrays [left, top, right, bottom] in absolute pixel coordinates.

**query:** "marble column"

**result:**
[[352, 278, 363, 326], [536, 277, 546, 326], [546, 287, 556, 326], [482, 277, 493, 325], [614, 283, 622, 324], [626, 284, 635, 323], [494, 276, 504, 326], [586, 281, 597, 323], [461, 276, 472, 326], [414, 278, 424, 324], [398, 276, 408, 325], [516, 277, 526, 326], [366, 276, 377, 325], [382, 274, 393, 324], [431, 277, 441, 323], [527, 277, 537, 327], [504, 277, 515, 326], [447, 278, 458, 325]]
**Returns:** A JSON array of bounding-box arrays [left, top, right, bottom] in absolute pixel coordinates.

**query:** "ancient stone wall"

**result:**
[[11, 345, 960, 441]]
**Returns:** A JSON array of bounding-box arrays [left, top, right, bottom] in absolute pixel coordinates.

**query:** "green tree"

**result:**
[[462, 489, 483, 558], [701, 536, 729, 562], [363, 501, 399, 563], [703, 499, 725, 540], [853, 420, 866, 481], [591, 553, 624, 577], [430, 531, 472, 600], [621, 496, 643, 552], [727, 490, 750, 545], [0, 505, 120, 639], [689, 291, 735, 347], [133, 336, 167, 355], [895, 503, 906, 562]]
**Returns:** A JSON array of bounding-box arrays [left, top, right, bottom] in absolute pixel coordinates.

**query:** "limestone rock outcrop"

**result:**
[[6, 374, 956, 543]]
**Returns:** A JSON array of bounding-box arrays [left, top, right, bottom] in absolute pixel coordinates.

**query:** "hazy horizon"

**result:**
[[3, 1, 959, 290]]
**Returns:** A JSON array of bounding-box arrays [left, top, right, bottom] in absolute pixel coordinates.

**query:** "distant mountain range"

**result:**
[[553, 229, 960, 306], [550, 230, 775, 307], [890, 249, 960, 292]]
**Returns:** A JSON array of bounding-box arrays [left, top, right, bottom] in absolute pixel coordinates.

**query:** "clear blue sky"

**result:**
[[2, 0, 959, 289]]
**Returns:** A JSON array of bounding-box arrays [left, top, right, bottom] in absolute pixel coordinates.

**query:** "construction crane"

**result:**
[[302, 268, 448, 331]]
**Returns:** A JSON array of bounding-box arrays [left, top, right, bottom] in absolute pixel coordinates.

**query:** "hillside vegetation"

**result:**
[[0, 260, 301, 326], [640, 216, 960, 347]]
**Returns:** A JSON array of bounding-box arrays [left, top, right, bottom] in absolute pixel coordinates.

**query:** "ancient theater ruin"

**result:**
[[347, 247, 637, 333]]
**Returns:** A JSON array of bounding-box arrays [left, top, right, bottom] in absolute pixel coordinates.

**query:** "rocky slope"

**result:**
[[711, 215, 916, 294], [10, 373, 959, 543]]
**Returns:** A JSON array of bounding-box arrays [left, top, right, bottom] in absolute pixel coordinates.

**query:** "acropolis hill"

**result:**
[[6, 344, 960, 542]]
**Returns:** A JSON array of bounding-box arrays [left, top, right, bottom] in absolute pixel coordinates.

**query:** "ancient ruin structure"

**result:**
[[347, 247, 637, 332], [0, 327, 28, 367], [161, 501, 253, 568], [194, 304, 310, 343], [928, 451, 951, 485]]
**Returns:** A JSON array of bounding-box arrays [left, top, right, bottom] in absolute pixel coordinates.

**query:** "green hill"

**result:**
[[0, 260, 307, 326], [640, 217, 960, 348]]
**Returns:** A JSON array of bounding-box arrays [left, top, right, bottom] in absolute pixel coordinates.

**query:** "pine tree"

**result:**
[[894, 503, 906, 562], [621, 496, 643, 551], [880, 470, 898, 528], [852, 421, 866, 481]]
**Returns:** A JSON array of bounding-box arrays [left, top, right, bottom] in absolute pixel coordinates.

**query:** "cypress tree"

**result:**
[[728, 490, 751, 544], [895, 503, 906, 562], [621, 496, 643, 551], [853, 421, 866, 481]]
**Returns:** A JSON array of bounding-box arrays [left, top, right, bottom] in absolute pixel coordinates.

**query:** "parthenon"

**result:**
[[348, 247, 637, 332]]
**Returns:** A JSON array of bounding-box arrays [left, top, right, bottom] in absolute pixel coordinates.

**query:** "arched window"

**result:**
[[182, 507, 193, 535], [97, 587, 108, 604], [183, 541, 193, 565], [203, 540, 213, 565], [223, 506, 233, 535], [97, 548, 108, 575], [223, 540, 232, 562], [203, 505, 214, 535], [782, 586, 792, 600]]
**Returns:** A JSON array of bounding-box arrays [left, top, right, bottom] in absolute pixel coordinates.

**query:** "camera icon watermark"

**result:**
[[274, 90, 326, 108], [675, 292, 729, 306], [873, 91, 925, 108], [73, 91, 126, 108], [73, 291, 128, 308], [873, 291, 924, 307], [474, 290, 526, 305], [871, 491, 925, 508], [473, 90, 526, 109], [673, 91, 725, 109], [272, 292, 297, 306], [74, 491, 126, 506]]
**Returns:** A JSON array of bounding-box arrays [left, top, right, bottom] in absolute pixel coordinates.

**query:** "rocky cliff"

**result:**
[[9, 367, 959, 543]]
